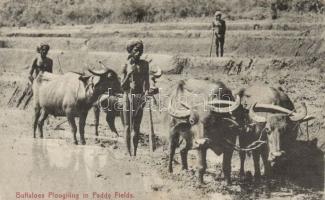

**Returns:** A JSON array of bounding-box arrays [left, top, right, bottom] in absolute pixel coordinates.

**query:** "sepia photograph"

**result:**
[[0, 0, 324, 199]]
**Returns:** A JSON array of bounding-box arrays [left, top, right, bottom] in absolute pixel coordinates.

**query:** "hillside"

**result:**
[[0, 0, 324, 26]]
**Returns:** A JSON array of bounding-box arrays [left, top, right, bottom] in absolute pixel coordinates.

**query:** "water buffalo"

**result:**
[[167, 79, 241, 184], [237, 85, 314, 180], [32, 68, 120, 145]]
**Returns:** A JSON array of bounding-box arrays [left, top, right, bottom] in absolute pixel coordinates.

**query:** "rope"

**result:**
[[297, 120, 321, 141], [226, 120, 315, 152], [223, 127, 267, 152], [224, 138, 266, 152]]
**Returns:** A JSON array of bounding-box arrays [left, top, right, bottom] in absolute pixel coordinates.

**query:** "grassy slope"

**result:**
[[0, 0, 324, 26]]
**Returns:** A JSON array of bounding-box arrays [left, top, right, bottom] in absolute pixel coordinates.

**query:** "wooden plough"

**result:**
[[8, 82, 33, 109]]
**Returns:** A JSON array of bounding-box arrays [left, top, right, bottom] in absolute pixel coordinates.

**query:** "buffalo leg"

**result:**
[[261, 147, 271, 178], [180, 138, 192, 170], [239, 151, 246, 179], [197, 148, 207, 184], [223, 150, 233, 185], [252, 150, 261, 180], [67, 116, 78, 145], [261, 146, 272, 193], [106, 111, 119, 137], [37, 110, 49, 138], [79, 112, 88, 145], [33, 107, 41, 138], [93, 106, 100, 138], [239, 134, 247, 178], [168, 130, 179, 173]]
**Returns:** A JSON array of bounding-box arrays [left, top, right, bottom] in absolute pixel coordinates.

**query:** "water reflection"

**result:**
[[24, 139, 145, 196], [28, 139, 103, 192]]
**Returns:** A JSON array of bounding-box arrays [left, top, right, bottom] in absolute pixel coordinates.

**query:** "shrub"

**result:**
[[291, 0, 323, 13], [0, 0, 323, 26]]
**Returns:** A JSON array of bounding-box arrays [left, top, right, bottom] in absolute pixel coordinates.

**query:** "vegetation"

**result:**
[[0, 0, 324, 26]]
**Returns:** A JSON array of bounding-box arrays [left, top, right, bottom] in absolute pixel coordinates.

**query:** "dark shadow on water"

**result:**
[[273, 138, 324, 190], [231, 139, 324, 199]]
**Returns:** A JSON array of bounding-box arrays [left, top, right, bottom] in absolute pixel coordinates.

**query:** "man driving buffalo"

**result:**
[[121, 40, 150, 156]]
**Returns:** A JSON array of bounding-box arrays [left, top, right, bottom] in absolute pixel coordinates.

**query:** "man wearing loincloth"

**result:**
[[212, 11, 226, 57], [121, 40, 150, 156]]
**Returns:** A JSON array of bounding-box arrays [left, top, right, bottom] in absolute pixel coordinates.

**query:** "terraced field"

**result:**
[[0, 19, 324, 199]]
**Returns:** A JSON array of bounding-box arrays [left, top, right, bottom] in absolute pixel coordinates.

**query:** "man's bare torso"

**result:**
[[32, 56, 53, 77], [122, 59, 149, 94]]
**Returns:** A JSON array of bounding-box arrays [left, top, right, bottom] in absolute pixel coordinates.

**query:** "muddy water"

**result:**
[[0, 136, 152, 200]]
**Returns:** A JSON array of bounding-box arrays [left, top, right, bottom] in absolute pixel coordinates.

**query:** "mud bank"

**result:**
[[0, 34, 323, 57]]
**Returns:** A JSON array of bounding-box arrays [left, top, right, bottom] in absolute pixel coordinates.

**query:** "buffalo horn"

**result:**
[[300, 115, 315, 123], [249, 103, 267, 123], [251, 103, 295, 115], [167, 97, 191, 118], [150, 67, 162, 78], [208, 95, 241, 113], [88, 68, 111, 76], [253, 103, 307, 122], [289, 102, 307, 122]]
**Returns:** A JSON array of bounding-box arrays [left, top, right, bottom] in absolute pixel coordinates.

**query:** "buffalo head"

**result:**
[[167, 79, 242, 184], [249, 102, 314, 163], [167, 80, 241, 149], [79, 68, 121, 102]]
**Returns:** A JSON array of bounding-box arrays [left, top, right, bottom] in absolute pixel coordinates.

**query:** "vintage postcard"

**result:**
[[0, 1, 324, 199]]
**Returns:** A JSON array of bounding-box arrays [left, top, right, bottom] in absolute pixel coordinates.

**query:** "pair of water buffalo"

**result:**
[[32, 69, 314, 185], [167, 79, 314, 184]]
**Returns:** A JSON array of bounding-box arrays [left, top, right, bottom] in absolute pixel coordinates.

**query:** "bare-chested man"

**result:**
[[29, 43, 53, 82], [121, 40, 150, 156], [17, 43, 53, 108]]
